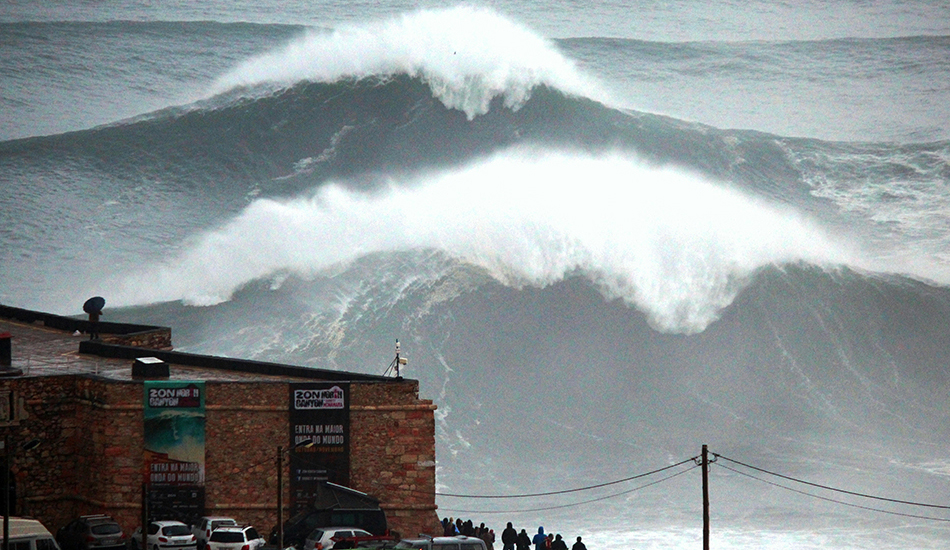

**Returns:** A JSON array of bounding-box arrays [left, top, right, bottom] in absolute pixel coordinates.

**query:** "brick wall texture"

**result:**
[[0, 375, 441, 540]]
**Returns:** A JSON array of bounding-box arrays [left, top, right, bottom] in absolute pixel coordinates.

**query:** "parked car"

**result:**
[[56, 515, 126, 550], [3, 517, 61, 550], [130, 521, 197, 550], [205, 526, 265, 550], [191, 518, 238, 550], [302, 528, 373, 550], [272, 508, 388, 549], [393, 537, 486, 550], [269, 482, 388, 549]]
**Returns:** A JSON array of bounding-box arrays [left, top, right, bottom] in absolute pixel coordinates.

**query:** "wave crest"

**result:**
[[210, 7, 606, 119], [104, 149, 853, 333]]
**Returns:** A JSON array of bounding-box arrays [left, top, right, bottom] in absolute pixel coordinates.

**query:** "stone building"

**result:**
[[0, 305, 441, 539]]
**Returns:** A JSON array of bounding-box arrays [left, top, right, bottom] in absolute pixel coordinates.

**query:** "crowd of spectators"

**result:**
[[440, 519, 588, 550]]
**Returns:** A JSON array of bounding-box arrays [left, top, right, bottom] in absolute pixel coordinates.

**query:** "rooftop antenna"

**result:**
[[384, 339, 408, 379]]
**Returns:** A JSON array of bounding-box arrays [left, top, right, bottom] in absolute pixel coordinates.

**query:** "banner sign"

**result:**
[[144, 381, 205, 523], [289, 383, 350, 512]]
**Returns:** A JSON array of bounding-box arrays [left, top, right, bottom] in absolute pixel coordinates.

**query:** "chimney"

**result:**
[[0, 332, 23, 377], [0, 332, 11, 366], [132, 356, 169, 379]]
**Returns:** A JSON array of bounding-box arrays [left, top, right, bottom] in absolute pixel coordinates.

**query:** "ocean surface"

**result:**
[[2, 1, 950, 548]]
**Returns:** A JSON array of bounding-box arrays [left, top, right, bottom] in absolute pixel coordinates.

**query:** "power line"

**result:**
[[436, 456, 699, 499], [716, 462, 950, 523], [440, 463, 700, 515], [715, 453, 950, 511]]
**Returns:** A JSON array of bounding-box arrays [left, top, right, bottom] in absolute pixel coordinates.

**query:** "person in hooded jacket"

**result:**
[[550, 534, 567, 550], [501, 522, 518, 550], [516, 529, 531, 550], [532, 527, 547, 550]]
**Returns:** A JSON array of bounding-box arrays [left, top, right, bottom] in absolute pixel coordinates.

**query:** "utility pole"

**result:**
[[702, 444, 710, 550], [2, 436, 39, 550], [3, 435, 9, 550], [277, 446, 283, 550], [141, 483, 148, 550]]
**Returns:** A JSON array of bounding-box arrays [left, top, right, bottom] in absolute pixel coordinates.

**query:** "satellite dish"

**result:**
[[83, 296, 106, 314]]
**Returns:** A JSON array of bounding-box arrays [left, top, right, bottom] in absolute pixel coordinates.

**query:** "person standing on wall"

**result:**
[[83, 296, 105, 340], [88, 309, 101, 339]]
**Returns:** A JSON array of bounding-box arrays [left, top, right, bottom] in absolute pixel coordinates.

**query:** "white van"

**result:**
[[0, 517, 61, 550]]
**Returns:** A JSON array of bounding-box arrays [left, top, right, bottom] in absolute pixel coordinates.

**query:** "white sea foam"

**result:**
[[210, 6, 607, 119], [106, 148, 854, 333]]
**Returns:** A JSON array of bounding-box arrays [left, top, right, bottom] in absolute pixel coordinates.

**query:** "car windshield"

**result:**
[[162, 525, 191, 536], [209, 533, 244, 543], [91, 524, 122, 535]]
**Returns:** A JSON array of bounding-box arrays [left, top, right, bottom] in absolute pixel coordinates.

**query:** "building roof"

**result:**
[[311, 481, 382, 510], [0, 517, 56, 540], [0, 306, 405, 384]]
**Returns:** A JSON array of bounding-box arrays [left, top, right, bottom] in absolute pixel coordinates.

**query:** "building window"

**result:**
[[0, 389, 15, 424]]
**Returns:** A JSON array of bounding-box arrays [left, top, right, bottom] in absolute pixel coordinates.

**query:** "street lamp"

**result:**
[[3, 436, 41, 550]]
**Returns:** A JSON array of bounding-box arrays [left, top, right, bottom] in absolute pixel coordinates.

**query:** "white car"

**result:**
[[302, 528, 373, 550], [205, 526, 265, 550], [131, 521, 197, 550], [192, 518, 238, 550]]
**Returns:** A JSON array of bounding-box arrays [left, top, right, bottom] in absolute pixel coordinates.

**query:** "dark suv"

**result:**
[[56, 515, 127, 550]]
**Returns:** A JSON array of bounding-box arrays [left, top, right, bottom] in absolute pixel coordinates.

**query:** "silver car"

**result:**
[[56, 515, 126, 550], [394, 536, 487, 550]]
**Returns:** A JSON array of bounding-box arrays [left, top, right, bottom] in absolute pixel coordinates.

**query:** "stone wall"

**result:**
[[0, 305, 171, 349], [0, 375, 439, 539], [5, 376, 147, 531], [349, 383, 441, 538], [102, 329, 172, 350]]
